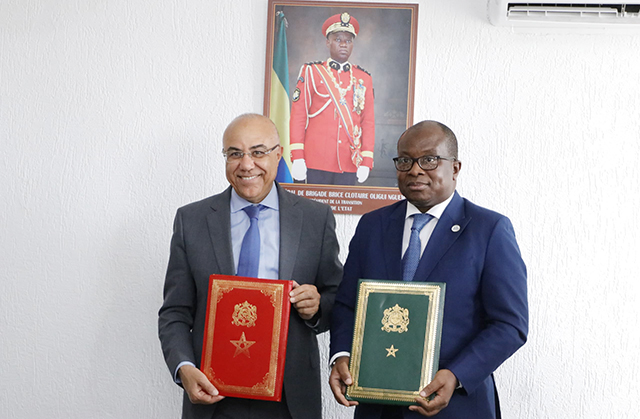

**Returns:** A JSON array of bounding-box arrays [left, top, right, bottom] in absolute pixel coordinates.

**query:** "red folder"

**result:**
[[201, 274, 292, 401]]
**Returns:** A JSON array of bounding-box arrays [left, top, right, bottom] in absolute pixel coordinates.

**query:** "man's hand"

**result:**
[[291, 159, 307, 181], [329, 356, 359, 407], [290, 281, 320, 320], [408, 369, 458, 416], [178, 365, 225, 405]]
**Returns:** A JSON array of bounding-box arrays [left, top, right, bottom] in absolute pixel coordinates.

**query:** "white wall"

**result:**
[[2, 0, 639, 418]]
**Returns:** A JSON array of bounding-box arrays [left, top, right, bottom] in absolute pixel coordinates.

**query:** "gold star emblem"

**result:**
[[385, 345, 399, 357], [230, 332, 256, 358]]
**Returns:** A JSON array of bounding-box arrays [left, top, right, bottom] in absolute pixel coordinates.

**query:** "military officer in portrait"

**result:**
[[289, 12, 375, 186]]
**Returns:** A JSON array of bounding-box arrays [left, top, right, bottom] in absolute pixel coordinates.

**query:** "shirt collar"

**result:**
[[230, 183, 280, 213], [404, 191, 455, 221], [327, 59, 351, 72]]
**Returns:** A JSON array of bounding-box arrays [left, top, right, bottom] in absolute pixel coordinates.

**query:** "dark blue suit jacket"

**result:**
[[330, 192, 528, 419]]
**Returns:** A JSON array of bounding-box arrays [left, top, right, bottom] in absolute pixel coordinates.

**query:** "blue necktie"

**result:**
[[402, 213, 433, 281], [237, 205, 263, 277]]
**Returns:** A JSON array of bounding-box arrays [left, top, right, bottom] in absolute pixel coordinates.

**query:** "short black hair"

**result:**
[[400, 120, 458, 159]]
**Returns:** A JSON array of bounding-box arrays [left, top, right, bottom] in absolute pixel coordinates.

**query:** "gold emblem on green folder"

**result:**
[[347, 280, 446, 405], [381, 304, 410, 333], [385, 345, 399, 357]]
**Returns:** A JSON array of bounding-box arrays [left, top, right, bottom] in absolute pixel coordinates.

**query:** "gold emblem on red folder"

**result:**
[[381, 304, 409, 333], [232, 301, 257, 327]]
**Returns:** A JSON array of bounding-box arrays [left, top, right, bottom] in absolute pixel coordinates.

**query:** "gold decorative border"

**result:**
[[202, 278, 285, 397], [347, 280, 444, 403]]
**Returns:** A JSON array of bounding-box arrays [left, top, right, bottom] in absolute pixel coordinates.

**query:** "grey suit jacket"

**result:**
[[158, 183, 342, 419]]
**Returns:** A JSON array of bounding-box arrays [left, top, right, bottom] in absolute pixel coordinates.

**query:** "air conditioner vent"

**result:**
[[508, 3, 640, 14], [488, 1, 640, 30]]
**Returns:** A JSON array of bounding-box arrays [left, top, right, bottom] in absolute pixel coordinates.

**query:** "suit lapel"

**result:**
[[206, 187, 235, 275], [383, 201, 407, 281], [277, 184, 302, 281], [414, 192, 470, 281]]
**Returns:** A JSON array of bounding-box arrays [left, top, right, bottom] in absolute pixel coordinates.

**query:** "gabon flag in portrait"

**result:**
[[269, 11, 293, 183]]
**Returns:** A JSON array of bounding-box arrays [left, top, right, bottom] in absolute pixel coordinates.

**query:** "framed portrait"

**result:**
[[264, 0, 418, 215]]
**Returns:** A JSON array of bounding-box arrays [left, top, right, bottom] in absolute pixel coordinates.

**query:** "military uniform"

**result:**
[[290, 59, 375, 174], [289, 12, 375, 180]]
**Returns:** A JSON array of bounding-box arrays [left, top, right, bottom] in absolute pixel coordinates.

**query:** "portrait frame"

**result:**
[[264, 0, 419, 215]]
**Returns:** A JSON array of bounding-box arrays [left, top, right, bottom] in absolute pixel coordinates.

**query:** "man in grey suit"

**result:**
[[158, 113, 342, 419]]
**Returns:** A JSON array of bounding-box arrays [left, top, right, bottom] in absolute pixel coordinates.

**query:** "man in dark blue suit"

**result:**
[[329, 120, 528, 418]]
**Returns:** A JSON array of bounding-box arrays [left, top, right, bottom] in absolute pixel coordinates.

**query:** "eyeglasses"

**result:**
[[392, 155, 457, 172], [222, 144, 280, 162]]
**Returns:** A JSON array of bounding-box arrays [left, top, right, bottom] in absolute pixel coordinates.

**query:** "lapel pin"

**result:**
[[451, 225, 460, 233]]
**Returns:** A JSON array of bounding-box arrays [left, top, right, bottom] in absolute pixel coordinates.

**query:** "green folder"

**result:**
[[346, 279, 446, 405]]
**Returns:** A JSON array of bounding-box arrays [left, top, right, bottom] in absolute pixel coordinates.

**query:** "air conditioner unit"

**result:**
[[488, 1, 640, 31]]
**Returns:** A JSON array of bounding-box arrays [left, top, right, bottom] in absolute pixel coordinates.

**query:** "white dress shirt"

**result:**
[[401, 192, 455, 259]]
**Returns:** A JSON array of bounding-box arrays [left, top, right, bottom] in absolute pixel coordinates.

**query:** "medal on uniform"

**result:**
[[353, 79, 366, 115]]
